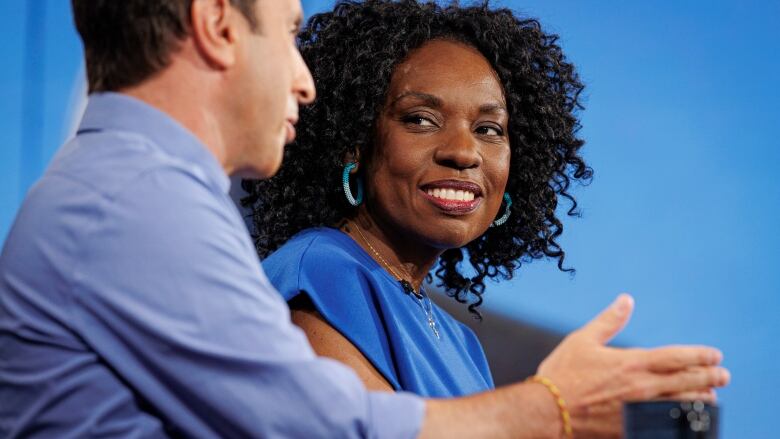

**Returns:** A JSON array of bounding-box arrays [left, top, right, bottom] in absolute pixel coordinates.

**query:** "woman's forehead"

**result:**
[[386, 40, 506, 109]]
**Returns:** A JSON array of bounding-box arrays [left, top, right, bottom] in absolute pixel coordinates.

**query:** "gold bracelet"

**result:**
[[527, 375, 573, 439]]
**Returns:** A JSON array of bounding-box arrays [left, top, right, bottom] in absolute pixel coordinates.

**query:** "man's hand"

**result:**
[[537, 294, 730, 438]]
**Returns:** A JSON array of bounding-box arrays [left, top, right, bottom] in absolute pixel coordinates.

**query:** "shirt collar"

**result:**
[[78, 92, 231, 194]]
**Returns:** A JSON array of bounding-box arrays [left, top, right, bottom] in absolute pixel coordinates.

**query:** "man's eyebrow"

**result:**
[[389, 92, 443, 108]]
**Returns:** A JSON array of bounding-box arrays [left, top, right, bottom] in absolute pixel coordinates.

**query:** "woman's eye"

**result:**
[[402, 115, 436, 127], [476, 125, 503, 136]]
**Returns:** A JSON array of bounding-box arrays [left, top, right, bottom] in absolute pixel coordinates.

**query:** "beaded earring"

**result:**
[[490, 193, 512, 227], [342, 162, 364, 206]]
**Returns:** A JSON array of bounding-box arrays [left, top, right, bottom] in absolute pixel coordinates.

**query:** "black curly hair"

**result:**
[[242, 0, 592, 318]]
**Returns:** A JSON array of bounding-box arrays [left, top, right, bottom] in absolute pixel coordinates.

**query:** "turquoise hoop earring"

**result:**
[[490, 193, 512, 227], [342, 162, 364, 206]]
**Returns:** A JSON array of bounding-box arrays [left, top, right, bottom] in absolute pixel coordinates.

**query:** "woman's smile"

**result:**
[[419, 179, 484, 215]]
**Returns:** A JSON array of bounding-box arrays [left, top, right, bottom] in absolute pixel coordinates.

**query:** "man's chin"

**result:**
[[232, 148, 283, 180], [255, 155, 284, 180]]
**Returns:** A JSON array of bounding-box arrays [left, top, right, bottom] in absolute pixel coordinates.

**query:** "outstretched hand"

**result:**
[[537, 294, 729, 438]]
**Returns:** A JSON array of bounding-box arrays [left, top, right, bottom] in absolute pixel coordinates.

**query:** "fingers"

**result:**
[[659, 388, 717, 404], [578, 293, 634, 345], [651, 366, 730, 396], [643, 346, 723, 373]]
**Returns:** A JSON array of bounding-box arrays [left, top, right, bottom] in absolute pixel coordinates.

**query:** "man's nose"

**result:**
[[293, 51, 316, 105]]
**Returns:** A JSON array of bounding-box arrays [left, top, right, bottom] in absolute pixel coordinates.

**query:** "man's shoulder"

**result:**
[[2, 131, 233, 276], [46, 130, 215, 201]]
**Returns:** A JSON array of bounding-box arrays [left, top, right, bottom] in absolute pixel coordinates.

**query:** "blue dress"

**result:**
[[263, 227, 494, 397]]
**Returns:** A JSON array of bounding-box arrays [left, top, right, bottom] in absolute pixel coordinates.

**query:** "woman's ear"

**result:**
[[342, 148, 362, 172]]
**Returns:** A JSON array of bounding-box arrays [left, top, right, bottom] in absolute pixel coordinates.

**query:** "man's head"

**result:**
[[72, 0, 257, 93], [72, 0, 315, 178]]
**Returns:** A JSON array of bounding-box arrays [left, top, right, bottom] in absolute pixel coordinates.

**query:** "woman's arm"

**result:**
[[290, 300, 562, 438], [289, 298, 394, 392]]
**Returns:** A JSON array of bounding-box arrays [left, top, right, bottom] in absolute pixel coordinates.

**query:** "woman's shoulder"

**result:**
[[262, 227, 375, 299], [263, 227, 364, 272], [263, 228, 403, 389]]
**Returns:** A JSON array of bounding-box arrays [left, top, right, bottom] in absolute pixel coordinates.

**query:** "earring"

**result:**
[[342, 162, 363, 206], [490, 193, 512, 227]]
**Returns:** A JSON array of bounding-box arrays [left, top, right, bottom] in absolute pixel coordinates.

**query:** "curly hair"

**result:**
[[242, 0, 592, 318]]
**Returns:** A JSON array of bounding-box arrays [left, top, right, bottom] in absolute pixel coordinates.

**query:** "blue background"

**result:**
[[2, 1, 777, 437]]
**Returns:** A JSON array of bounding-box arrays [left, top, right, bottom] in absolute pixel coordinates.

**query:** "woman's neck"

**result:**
[[342, 210, 442, 291]]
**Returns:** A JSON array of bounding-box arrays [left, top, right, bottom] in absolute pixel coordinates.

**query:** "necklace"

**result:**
[[350, 221, 420, 297], [411, 292, 440, 340], [349, 221, 441, 339]]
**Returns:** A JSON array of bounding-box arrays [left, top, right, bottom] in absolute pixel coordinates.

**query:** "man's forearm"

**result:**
[[419, 381, 562, 439]]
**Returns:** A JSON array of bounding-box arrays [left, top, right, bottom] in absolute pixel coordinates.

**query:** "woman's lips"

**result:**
[[419, 188, 482, 214]]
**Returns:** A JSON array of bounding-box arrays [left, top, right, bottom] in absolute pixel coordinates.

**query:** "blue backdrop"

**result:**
[[2, 1, 778, 437]]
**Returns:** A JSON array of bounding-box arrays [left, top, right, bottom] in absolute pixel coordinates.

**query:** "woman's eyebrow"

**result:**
[[479, 103, 508, 115], [389, 92, 443, 108]]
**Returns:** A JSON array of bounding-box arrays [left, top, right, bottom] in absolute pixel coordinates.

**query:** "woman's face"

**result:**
[[365, 39, 511, 249]]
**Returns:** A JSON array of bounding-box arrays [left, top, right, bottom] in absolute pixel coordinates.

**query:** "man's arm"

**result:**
[[70, 165, 422, 438], [66, 165, 727, 439], [419, 295, 727, 438]]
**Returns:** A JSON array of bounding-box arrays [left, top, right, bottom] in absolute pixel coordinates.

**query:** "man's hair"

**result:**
[[72, 0, 258, 92]]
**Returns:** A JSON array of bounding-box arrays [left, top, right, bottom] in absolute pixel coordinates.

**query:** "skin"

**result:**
[[123, 0, 315, 178], [354, 39, 511, 285], [294, 38, 510, 389], [119, 1, 730, 437], [291, 40, 730, 438]]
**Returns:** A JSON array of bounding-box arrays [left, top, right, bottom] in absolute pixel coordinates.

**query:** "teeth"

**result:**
[[426, 188, 477, 201]]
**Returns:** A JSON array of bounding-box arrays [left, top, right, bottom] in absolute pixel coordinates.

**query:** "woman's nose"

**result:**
[[433, 126, 482, 170]]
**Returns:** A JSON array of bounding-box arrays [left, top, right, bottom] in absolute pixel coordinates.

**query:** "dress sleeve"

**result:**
[[270, 236, 403, 390], [69, 167, 421, 438]]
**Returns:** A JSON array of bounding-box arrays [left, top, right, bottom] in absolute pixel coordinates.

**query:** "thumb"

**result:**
[[578, 293, 634, 345]]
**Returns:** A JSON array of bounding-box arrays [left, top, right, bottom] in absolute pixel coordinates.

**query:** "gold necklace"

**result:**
[[350, 221, 421, 298], [349, 221, 440, 340]]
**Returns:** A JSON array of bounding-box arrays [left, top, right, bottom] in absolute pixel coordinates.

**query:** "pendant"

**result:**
[[401, 280, 440, 340], [428, 315, 440, 339]]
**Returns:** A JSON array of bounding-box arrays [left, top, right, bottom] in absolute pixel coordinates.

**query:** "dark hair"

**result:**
[[72, 0, 258, 92], [242, 0, 592, 318]]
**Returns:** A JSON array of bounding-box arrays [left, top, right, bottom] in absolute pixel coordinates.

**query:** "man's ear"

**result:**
[[190, 0, 242, 69]]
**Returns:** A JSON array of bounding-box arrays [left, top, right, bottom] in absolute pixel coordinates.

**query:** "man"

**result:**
[[0, 0, 728, 437]]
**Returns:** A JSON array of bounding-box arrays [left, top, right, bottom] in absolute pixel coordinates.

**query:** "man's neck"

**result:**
[[121, 58, 233, 175]]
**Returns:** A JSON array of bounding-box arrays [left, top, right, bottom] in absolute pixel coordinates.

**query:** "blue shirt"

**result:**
[[0, 93, 423, 438], [263, 228, 494, 397]]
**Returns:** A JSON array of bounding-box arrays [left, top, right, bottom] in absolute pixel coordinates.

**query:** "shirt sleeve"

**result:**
[[68, 165, 424, 438], [266, 237, 403, 390]]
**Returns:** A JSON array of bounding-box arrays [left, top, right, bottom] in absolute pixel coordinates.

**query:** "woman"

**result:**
[[243, 0, 725, 406]]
